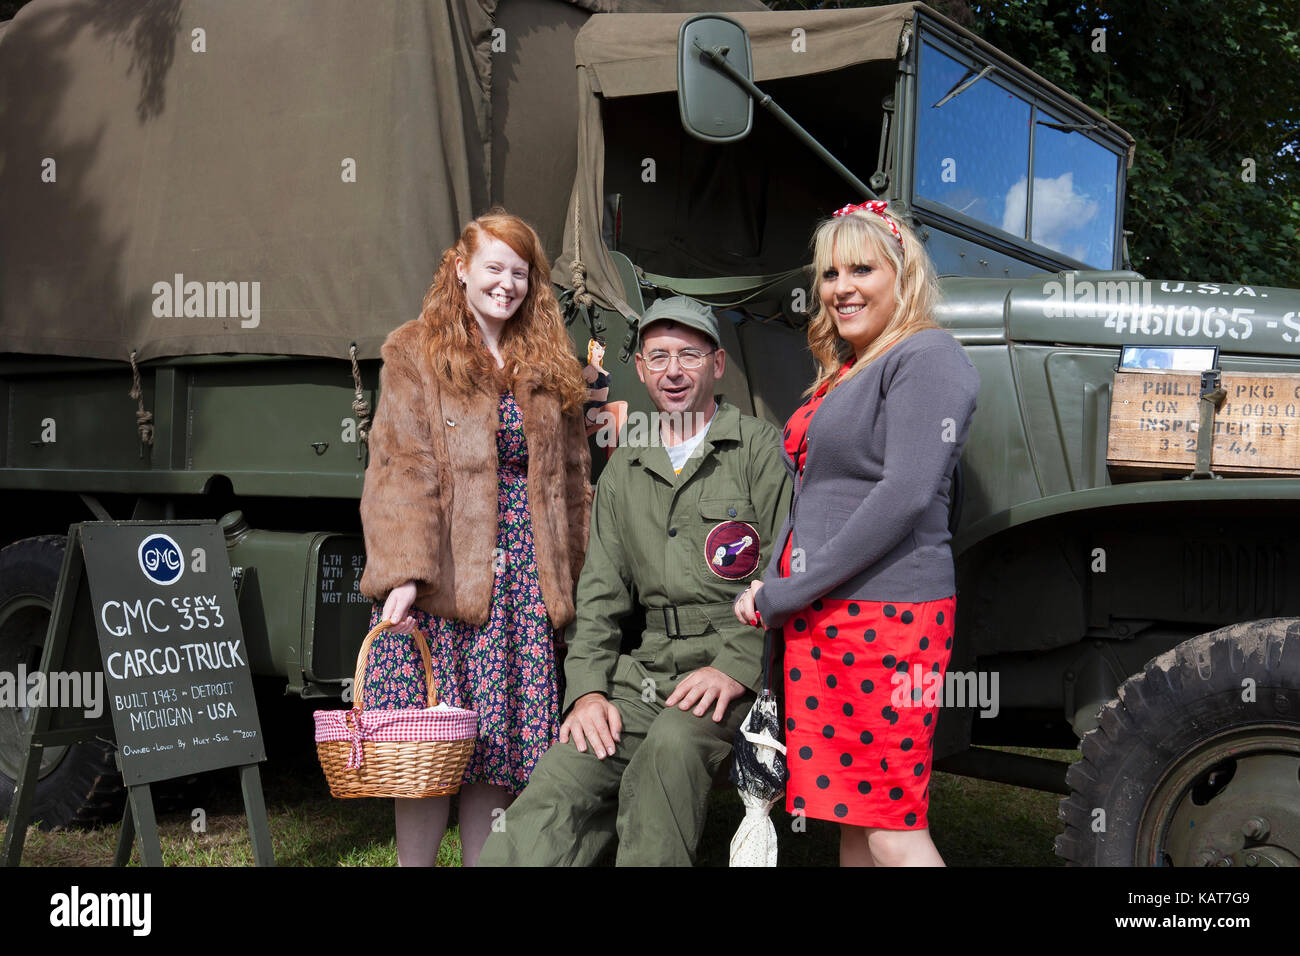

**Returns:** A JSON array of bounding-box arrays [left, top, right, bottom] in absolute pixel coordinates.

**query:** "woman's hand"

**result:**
[[381, 581, 419, 634], [733, 580, 764, 626]]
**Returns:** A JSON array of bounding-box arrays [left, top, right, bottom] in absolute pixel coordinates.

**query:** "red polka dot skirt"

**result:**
[[776, 357, 954, 828], [783, 595, 954, 828]]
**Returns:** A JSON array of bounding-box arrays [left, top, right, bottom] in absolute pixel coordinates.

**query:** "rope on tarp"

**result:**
[[349, 343, 371, 453], [127, 350, 155, 449], [570, 193, 596, 312], [569, 191, 644, 364]]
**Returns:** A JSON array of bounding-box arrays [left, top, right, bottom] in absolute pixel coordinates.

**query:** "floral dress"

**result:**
[[361, 391, 559, 795]]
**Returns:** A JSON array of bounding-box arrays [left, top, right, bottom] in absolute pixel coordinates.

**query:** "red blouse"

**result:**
[[777, 359, 855, 578], [782, 359, 856, 474]]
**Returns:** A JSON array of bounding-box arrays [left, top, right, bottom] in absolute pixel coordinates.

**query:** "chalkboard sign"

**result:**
[[81, 522, 265, 785]]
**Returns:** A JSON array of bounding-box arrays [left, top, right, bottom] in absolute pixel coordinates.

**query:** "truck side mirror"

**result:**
[[677, 14, 753, 143]]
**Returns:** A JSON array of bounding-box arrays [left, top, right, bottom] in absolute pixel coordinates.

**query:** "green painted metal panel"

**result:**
[[954, 478, 1300, 559], [187, 364, 370, 478], [224, 526, 317, 683], [6, 372, 151, 471], [0, 468, 362, 499], [0, 356, 370, 498], [222, 521, 370, 693], [953, 345, 1041, 529]]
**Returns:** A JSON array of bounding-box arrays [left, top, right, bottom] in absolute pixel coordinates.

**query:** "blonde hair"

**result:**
[[421, 209, 586, 413], [804, 205, 941, 397], [586, 337, 605, 366]]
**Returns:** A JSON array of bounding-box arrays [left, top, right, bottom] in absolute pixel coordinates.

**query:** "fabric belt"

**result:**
[[643, 601, 738, 639]]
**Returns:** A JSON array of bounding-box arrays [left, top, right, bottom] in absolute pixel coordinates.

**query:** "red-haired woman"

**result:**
[[359, 210, 592, 866]]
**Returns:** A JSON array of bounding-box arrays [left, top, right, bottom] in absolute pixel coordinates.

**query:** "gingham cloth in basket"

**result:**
[[315, 704, 478, 770]]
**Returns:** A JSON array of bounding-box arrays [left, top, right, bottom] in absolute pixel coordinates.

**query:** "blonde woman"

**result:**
[[735, 201, 979, 867]]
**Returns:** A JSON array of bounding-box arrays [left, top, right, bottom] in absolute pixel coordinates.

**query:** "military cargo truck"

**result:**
[[0, 0, 771, 831], [556, 5, 1300, 867], [2, 0, 1297, 867]]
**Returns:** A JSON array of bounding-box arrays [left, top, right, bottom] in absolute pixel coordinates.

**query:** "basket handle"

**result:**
[[352, 619, 439, 711]]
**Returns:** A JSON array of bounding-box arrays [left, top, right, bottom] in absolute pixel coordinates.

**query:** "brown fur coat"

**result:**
[[359, 319, 592, 628]]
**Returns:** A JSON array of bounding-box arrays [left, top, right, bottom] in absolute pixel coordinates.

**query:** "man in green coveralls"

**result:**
[[480, 296, 792, 866]]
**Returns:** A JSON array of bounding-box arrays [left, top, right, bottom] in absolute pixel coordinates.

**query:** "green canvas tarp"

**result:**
[[0, 0, 762, 361], [553, 2, 1134, 313], [554, 3, 921, 315]]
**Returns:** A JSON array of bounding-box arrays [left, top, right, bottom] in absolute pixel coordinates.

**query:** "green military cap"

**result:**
[[637, 295, 721, 350]]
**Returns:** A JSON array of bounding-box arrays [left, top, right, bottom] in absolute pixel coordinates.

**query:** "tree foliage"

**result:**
[[775, 0, 1300, 287]]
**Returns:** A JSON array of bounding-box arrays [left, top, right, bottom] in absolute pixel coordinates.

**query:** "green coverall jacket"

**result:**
[[561, 398, 793, 709]]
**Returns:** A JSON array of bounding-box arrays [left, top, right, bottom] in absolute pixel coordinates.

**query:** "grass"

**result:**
[[930, 748, 1074, 866], [3, 742, 1075, 866], [698, 746, 1073, 867]]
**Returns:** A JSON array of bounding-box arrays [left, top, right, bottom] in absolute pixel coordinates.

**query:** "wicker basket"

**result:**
[[315, 620, 477, 798]]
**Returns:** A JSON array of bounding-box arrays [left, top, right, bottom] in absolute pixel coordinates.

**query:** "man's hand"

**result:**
[[559, 692, 623, 759], [664, 666, 746, 722], [733, 579, 763, 626]]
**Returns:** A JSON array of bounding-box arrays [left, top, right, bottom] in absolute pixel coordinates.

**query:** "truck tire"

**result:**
[[1056, 619, 1300, 866], [0, 535, 123, 828]]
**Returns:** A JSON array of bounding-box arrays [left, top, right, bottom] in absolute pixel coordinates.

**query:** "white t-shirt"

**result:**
[[665, 405, 715, 473]]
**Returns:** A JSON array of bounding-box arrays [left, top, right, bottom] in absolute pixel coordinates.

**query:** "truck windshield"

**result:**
[[915, 38, 1120, 269], [1030, 118, 1120, 266]]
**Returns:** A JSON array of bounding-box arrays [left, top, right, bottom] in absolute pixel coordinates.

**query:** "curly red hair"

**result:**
[[421, 209, 586, 413]]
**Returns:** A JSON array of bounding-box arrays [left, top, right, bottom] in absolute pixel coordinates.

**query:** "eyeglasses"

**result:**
[[640, 349, 715, 372]]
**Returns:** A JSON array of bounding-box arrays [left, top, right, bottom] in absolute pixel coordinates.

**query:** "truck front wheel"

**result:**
[[0, 535, 122, 829], [1056, 619, 1300, 866]]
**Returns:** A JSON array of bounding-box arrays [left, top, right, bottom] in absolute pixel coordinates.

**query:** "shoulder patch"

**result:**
[[705, 521, 760, 579]]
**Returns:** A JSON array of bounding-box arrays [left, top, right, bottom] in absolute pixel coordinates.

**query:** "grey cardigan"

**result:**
[[753, 328, 979, 629]]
